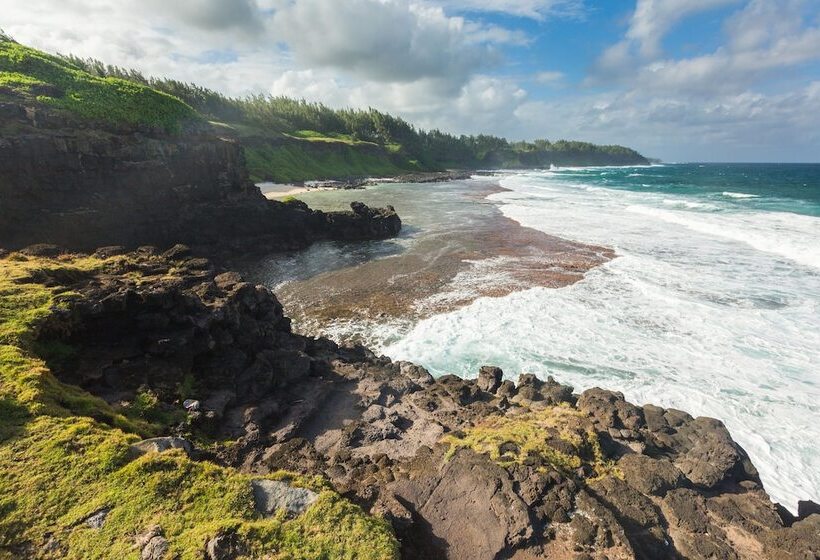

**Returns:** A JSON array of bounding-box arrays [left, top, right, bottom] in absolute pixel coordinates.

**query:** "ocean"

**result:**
[[245, 163, 820, 512]]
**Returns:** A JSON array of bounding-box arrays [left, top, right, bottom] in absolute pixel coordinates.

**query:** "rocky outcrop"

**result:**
[[25, 248, 819, 560], [0, 102, 400, 253]]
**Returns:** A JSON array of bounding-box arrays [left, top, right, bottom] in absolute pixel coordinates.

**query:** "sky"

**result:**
[[2, 0, 820, 161]]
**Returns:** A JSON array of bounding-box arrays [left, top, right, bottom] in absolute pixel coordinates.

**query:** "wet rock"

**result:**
[[251, 480, 318, 517]]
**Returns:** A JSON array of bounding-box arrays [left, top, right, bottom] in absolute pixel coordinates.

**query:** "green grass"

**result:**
[[0, 253, 399, 559], [245, 140, 419, 183], [288, 130, 377, 146], [0, 39, 197, 132]]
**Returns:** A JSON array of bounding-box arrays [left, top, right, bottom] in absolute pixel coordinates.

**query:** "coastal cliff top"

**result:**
[[1, 246, 817, 559]]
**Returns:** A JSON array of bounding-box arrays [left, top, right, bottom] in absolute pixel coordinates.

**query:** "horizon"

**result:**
[[3, 0, 820, 163]]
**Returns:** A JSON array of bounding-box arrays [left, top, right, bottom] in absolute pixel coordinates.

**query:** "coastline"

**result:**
[[242, 178, 614, 346], [258, 170, 480, 199]]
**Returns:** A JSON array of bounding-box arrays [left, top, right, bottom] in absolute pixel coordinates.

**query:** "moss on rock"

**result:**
[[0, 252, 399, 559]]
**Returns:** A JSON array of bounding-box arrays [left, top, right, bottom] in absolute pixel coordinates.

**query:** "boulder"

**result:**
[[251, 480, 318, 517], [618, 454, 685, 496], [128, 437, 192, 459], [477, 366, 503, 394], [136, 526, 168, 560]]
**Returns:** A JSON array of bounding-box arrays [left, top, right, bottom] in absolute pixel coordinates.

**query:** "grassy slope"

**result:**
[[244, 138, 418, 183], [0, 40, 197, 133], [0, 253, 399, 560]]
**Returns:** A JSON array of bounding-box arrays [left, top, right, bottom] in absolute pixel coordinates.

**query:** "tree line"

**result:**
[[59, 53, 648, 168]]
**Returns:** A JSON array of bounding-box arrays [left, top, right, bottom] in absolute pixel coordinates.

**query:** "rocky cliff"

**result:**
[[0, 102, 400, 254], [2, 247, 816, 560]]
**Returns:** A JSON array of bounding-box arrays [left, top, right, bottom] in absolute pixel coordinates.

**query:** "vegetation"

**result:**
[[54, 47, 648, 179], [0, 252, 399, 559], [0, 36, 197, 133], [442, 404, 621, 480], [0, 32, 646, 179]]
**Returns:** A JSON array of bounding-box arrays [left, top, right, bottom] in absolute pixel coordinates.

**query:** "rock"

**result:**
[[672, 417, 753, 489], [577, 388, 645, 431], [477, 366, 503, 394], [205, 530, 245, 560], [798, 499, 820, 520], [84, 507, 111, 529], [93, 245, 126, 258], [618, 454, 685, 496], [183, 399, 200, 412], [129, 437, 192, 459], [19, 243, 62, 257], [251, 480, 318, 517], [214, 272, 243, 290], [137, 526, 169, 560], [390, 448, 533, 559], [162, 244, 192, 260], [497, 380, 516, 398]]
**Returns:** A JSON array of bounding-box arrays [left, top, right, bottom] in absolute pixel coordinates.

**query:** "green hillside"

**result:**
[[0, 33, 649, 182], [0, 37, 197, 133]]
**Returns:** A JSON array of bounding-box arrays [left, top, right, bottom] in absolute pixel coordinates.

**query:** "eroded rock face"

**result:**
[[0, 103, 401, 254], [25, 249, 820, 560]]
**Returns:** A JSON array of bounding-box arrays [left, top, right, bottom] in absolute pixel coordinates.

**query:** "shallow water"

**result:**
[[243, 164, 820, 511]]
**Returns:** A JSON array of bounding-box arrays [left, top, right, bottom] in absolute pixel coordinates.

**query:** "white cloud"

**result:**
[[269, 0, 503, 89], [535, 71, 565, 84], [627, 0, 742, 58]]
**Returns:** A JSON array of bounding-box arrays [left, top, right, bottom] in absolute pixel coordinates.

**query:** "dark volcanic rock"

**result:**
[[0, 103, 401, 254], [17, 249, 818, 560]]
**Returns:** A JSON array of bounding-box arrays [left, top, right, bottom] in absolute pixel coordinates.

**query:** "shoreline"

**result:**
[[258, 170, 481, 199], [243, 178, 614, 346]]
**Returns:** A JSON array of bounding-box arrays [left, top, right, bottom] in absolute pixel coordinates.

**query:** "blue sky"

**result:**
[[3, 0, 820, 161]]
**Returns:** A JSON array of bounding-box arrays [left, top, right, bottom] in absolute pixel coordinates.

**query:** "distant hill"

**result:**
[[1, 35, 648, 182]]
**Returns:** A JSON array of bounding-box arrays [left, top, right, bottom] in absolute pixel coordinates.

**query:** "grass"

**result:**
[[0, 252, 399, 559], [245, 140, 419, 183], [442, 404, 622, 480], [288, 130, 377, 146], [0, 39, 197, 133]]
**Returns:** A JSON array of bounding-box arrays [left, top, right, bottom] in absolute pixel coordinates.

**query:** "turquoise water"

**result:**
[[551, 163, 820, 217]]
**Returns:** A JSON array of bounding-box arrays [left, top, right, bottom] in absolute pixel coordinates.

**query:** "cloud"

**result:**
[[270, 0, 501, 89], [627, 0, 742, 58], [438, 0, 586, 20], [535, 71, 565, 84], [513, 80, 820, 161], [141, 0, 265, 33]]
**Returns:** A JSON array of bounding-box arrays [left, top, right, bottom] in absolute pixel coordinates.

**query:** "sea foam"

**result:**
[[383, 170, 820, 512]]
